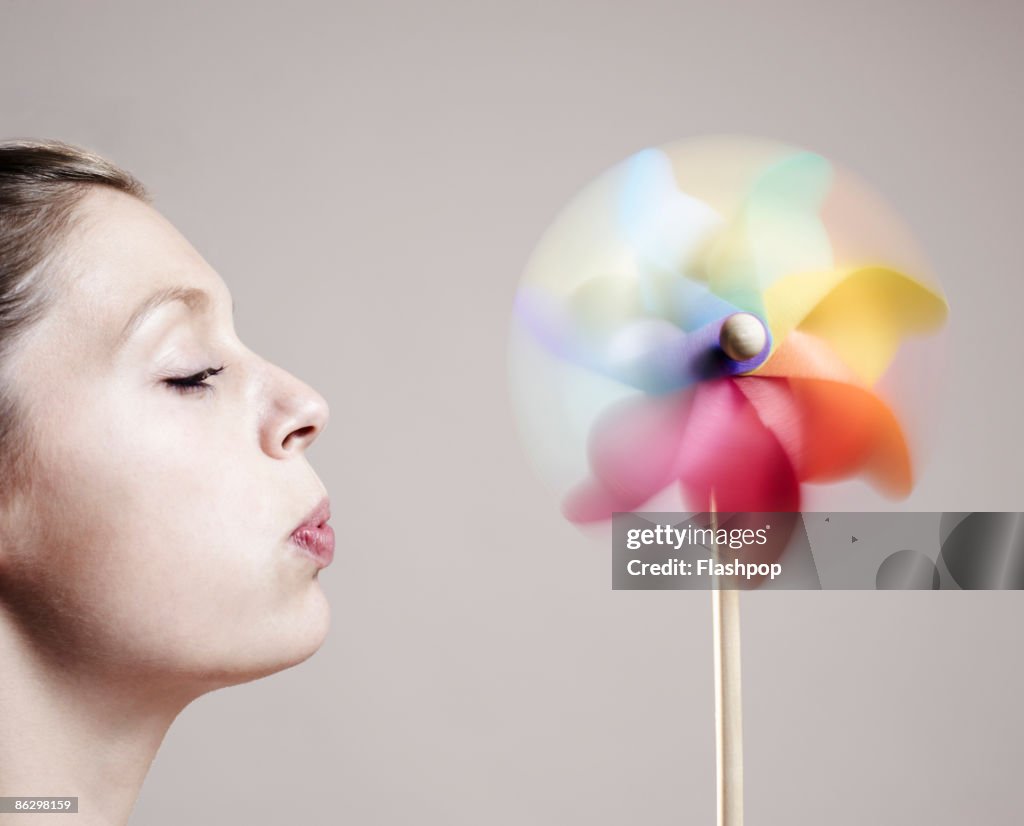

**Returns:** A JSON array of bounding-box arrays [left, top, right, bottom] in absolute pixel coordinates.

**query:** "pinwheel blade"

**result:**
[[677, 378, 801, 512], [617, 147, 721, 318], [736, 375, 913, 498], [763, 266, 948, 385], [563, 391, 694, 522], [515, 282, 769, 394], [701, 152, 834, 317]]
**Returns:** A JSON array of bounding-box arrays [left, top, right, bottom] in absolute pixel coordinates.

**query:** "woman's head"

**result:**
[[0, 140, 332, 696]]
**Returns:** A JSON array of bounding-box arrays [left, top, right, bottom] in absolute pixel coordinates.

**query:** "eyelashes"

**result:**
[[163, 365, 226, 395]]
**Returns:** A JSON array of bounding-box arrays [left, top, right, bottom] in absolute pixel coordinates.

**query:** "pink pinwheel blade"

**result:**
[[562, 391, 694, 522], [564, 377, 808, 522], [677, 378, 800, 513]]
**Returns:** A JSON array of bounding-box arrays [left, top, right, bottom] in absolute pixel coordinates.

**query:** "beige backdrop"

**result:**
[[3, 0, 1023, 823]]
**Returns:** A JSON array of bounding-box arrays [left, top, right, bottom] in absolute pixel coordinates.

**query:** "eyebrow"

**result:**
[[116, 286, 215, 348]]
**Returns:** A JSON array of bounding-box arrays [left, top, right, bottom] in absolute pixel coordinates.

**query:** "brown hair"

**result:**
[[0, 139, 148, 490]]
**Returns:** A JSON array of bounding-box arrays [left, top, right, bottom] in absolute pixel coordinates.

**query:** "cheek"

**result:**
[[16, 385, 318, 674]]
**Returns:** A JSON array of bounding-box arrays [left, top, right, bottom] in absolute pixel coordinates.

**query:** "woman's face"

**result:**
[[0, 187, 332, 691]]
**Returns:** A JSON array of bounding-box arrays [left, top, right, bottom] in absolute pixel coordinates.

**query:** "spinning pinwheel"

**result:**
[[508, 136, 948, 825]]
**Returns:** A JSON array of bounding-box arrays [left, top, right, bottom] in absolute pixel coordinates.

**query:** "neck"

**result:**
[[0, 612, 198, 826]]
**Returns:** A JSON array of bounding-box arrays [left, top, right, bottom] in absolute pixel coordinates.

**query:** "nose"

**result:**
[[259, 362, 330, 459]]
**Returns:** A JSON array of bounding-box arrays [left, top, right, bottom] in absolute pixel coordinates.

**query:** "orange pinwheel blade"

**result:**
[[737, 375, 913, 498], [755, 328, 862, 384]]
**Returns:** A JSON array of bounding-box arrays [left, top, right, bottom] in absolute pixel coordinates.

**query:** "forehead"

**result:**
[[58, 187, 229, 315]]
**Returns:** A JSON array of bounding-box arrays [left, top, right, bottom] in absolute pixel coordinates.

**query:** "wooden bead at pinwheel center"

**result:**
[[719, 312, 768, 362]]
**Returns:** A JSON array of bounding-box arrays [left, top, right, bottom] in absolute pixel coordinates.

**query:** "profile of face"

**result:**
[[0, 186, 332, 696]]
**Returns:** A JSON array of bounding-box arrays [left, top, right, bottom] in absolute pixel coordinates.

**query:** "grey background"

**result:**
[[3, 0, 1023, 823]]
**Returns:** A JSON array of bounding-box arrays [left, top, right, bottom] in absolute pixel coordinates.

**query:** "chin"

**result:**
[[192, 584, 332, 692]]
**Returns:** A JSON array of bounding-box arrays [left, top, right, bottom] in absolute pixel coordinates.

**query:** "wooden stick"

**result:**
[[711, 494, 744, 826]]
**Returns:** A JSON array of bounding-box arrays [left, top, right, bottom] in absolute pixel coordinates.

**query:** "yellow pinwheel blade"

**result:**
[[763, 266, 948, 385]]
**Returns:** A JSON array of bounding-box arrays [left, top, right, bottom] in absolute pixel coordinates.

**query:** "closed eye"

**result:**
[[164, 365, 226, 394]]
